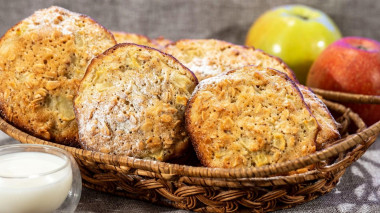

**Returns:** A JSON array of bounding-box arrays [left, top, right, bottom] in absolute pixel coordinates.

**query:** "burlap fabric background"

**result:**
[[0, 0, 379, 212]]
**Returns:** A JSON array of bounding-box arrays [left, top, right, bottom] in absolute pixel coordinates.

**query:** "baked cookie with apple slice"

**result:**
[[112, 31, 153, 46], [74, 43, 197, 161], [298, 85, 340, 148], [153, 36, 172, 48], [164, 39, 296, 82], [186, 66, 319, 168], [112, 31, 171, 49], [0, 6, 116, 146]]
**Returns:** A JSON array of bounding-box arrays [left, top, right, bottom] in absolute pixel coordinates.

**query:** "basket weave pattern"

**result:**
[[0, 89, 379, 212]]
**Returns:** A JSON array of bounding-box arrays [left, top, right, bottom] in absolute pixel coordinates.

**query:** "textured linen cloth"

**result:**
[[0, 0, 380, 212]]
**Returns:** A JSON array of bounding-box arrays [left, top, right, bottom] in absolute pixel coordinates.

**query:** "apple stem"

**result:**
[[356, 45, 368, 51], [295, 14, 308, 20]]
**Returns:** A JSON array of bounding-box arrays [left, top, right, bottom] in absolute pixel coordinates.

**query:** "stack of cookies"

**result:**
[[0, 6, 340, 171], [0, 6, 116, 146]]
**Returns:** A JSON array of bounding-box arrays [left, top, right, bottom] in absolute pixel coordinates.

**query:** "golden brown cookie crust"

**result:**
[[186, 66, 319, 168], [298, 85, 340, 148], [112, 31, 153, 46], [112, 31, 171, 49], [75, 43, 197, 161], [0, 6, 116, 146], [152, 36, 172, 48], [164, 39, 297, 82]]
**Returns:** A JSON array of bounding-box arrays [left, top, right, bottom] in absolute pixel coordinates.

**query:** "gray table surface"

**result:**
[[1, 0, 380, 212]]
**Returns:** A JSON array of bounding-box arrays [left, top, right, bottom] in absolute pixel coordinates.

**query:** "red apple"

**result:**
[[306, 37, 380, 126]]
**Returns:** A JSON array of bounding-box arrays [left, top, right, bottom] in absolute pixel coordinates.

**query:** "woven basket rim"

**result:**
[[311, 87, 380, 104], [1, 98, 379, 180]]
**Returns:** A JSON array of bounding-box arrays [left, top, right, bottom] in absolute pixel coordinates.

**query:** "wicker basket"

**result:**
[[1, 88, 379, 212]]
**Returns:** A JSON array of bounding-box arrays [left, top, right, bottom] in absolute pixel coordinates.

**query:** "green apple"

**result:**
[[245, 5, 342, 83]]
